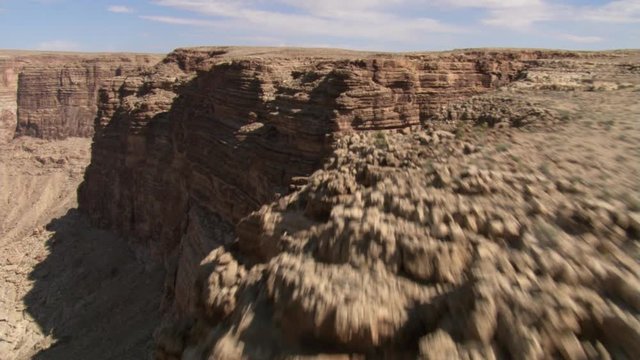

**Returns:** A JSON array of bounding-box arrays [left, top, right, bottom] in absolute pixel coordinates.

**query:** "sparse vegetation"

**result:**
[[454, 122, 466, 139], [373, 131, 388, 149], [557, 110, 572, 122], [598, 119, 615, 131], [495, 143, 510, 152], [539, 162, 552, 177], [532, 219, 560, 243], [623, 194, 640, 212]]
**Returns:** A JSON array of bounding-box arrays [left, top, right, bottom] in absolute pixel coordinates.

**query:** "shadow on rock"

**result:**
[[24, 209, 165, 360]]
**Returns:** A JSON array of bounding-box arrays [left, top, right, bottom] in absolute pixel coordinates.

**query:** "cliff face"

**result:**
[[77, 47, 640, 358], [78, 47, 552, 256], [78, 47, 582, 314], [0, 52, 163, 142], [0, 57, 20, 142]]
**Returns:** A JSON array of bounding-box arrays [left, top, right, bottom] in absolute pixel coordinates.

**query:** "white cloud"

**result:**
[[437, 0, 544, 9], [108, 5, 134, 13], [481, 3, 554, 29], [143, 0, 637, 49], [451, 0, 640, 29], [580, 0, 640, 23], [36, 40, 81, 51], [560, 34, 604, 44], [146, 0, 462, 45], [140, 15, 215, 27], [31, 0, 67, 4]]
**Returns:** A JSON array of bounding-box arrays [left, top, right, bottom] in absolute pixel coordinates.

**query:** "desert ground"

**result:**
[[0, 48, 639, 359], [0, 138, 164, 359]]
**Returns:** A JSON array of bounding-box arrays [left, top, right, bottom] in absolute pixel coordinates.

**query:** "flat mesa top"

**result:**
[[0, 49, 163, 56], [0, 50, 165, 65], [3, 46, 639, 59], [167, 45, 640, 59], [2, 47, 640, 68]]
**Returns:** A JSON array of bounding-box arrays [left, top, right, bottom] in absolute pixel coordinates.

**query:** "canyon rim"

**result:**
[[0, 46, 639, 359]]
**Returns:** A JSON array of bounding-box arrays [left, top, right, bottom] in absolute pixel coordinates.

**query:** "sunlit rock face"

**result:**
[[78, 47, 640, 359], [78, 47, 551, 257], [0, 51, 162, 143]]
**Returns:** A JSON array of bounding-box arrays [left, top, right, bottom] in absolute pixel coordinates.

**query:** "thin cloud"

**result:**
[[438, 0, 544, 9], [560, 34, 604, 44], [108, 5, 134, 14], [481, 3, 554, 29], [142, 0, 638, 50], [580, 0, 640, 23], [146, 0, 462, 45], [470, 0, 640, 29], [36, 40, 80, 51], [140, 15, 216, 27], [30, 0, 67, 3]]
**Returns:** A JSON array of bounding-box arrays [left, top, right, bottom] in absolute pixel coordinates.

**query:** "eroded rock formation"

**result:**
[[78, 47, 566, 256], [76, 47, 640, 359], [0, 56, 20, 142], [0, 51, 162, 142]]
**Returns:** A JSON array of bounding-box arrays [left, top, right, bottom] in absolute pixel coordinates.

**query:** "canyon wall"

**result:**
[[79, 47, 532, 255], [0, 51, 163, 142], [77, 47, 590, 313], [0, 56, 20, 142]]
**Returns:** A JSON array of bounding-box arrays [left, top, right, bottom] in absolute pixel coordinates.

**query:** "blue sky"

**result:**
[[0, 0, 638, 53]]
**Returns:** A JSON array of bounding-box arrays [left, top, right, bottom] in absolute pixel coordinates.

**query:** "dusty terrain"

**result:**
[[0, 138, 164, 359], [179, 87, 640, 359], [149, 50, 640, 359], [0, 47, 638, 359]]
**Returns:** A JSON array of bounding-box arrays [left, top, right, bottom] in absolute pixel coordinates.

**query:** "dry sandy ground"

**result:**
[[0, 138, 164, 359]]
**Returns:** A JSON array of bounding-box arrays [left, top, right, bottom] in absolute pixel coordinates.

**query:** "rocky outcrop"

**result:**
[[201, 124, 640, 358], [0, 51, 162, 142], [79, 47, 544, 318], [159, 54, 640, 358], [77, 47, 640, 358], [78, 47, 571, 255], [0, 57, 20, 142]]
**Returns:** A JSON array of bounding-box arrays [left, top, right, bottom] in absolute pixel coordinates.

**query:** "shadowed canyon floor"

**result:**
[[0, 138, 164, 359], [0, 47, 639, 359]]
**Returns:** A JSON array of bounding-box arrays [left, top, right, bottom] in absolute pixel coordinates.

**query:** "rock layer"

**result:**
[[0, 56, 20, 142], [76, 47, 640, 358], [79, 47, 552, 319], [78, 47, 575, 257], [0, 51, 162, 142]]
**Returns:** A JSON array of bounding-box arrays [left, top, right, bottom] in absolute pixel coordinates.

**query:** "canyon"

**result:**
[[0, 51, 162, 142], [0, 47, 639, 359]]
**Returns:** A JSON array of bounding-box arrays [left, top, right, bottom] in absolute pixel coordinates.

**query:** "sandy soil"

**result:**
[[0, 137, 164, 359]]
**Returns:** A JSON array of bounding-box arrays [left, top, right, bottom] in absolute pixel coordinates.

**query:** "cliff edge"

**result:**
[[0, 51, 163, 142], [76, 47, 640, 359]]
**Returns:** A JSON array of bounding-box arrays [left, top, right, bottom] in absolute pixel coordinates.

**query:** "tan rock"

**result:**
[[419, 330, 459, 359]]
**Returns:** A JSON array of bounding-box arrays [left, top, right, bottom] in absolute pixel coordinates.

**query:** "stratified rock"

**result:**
[[0, 51, 162, 142], [73, 47, 640, 359], [79, 47, 586, 259]]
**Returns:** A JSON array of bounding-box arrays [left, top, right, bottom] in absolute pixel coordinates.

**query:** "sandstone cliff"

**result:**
[[0, 56, 20, 142], [77, 47, 640, 358], [0, 51, 162, 143], [78, 47, 563, 255]]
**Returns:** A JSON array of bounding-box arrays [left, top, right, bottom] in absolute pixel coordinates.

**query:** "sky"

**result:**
[[0, 0, 638, 53]]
